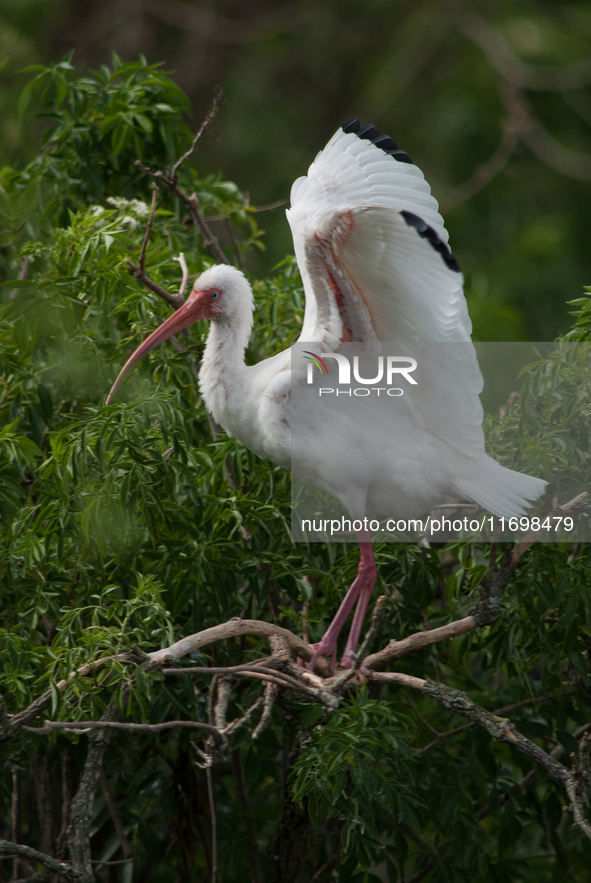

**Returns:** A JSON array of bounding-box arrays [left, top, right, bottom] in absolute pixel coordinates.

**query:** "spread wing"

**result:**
[[286, 121, 485, 458]]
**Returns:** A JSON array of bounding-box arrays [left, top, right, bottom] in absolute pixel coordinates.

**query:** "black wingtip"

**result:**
[[357, 123, 380, 141], [401, 210, 461, 272], [342, 118, 361, 134], [343, 119, 414, 166]]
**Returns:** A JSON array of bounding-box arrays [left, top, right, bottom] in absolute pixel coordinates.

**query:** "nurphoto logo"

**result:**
[[303, 351, 418, 396]]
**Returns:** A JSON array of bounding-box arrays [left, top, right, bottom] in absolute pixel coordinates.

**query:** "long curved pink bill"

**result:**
[[106, 295, 204, 405]]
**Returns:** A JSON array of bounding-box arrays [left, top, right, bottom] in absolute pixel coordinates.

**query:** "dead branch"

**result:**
[[170, 86, 226, 183], [68, 696, 121, 882], [24, 720, 219, 737], [147, 618, 331, 676], [174, 252, 190, 298], [252, 681, 279, 740], [135, 162, 228, 265], [364, 614, 477, 670], [0, 841, 80, 882], [414, 691, 576, 754], [138, 183, 159, 271], [368, 672, 591, 840], [126, 260, 184, 309]]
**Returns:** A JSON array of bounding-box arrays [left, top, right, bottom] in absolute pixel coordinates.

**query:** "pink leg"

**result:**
[[340, 543, 376, 667], [308, 540, 376, 672]]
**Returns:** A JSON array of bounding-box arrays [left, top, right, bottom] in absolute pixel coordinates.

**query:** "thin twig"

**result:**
[[206, 765, 217, 883], [11, 771, 20, 882], [126, 260, 184, 309], [203, 199, 287, 221], [170, 86, 226, 183], [173, 252, 190, 298], [24, 720, 220, 737], [138, 183, 158, 272]]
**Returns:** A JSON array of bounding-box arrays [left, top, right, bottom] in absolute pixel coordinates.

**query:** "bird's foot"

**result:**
[[307, 640, 337, 673], [338, 650, 369, 675]]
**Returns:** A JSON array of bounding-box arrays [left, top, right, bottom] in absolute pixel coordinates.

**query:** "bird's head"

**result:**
[[106, 264, 253, 404]]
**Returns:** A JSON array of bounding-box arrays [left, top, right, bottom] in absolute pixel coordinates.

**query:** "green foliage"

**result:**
[[0, 57, 590, 883], [17, 52, 192, 204], [292, 692, 417, 867], [566, 286, 591, 341]]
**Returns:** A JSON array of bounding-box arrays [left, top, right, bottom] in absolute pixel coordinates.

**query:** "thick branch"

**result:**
[[369, 672, 591, 839], [364, 615, 476, 670], [0, 842, 80, 882], [68, 698, 120, 882], [147, 619, 331, 676]]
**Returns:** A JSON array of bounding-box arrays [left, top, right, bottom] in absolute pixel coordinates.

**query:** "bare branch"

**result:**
[[369, 673, 591, 840], [203, 200, 287, 221], [148, 618, 331, 676], [252, 681, 279, 740], [414, 692, 576, 754], [136, 162, 229, 265], [170, 86, 226, 183], [174, 252, 190, 298], [24, 720, 219, 737], [126, 260, 184, 309], [138, 183, 158, 272], [68, 697, 120, 882], [364, 614, 477, 670], [0, 841, 80, 882]]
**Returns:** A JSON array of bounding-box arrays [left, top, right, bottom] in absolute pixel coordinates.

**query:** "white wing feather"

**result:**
[[287, 127, 485, 458]]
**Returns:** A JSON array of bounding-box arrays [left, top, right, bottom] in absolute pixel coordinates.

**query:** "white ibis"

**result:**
[[107, 120, 547, 670]]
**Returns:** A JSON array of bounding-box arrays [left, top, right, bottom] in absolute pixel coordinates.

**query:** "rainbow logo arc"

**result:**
[[303, 351, 328, 374]]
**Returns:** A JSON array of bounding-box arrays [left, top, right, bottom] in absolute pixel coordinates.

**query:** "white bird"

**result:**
[[107, 120, 547, 670]]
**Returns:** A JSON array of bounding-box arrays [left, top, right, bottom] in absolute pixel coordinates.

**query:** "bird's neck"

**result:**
[[199, 316, 251, 428]]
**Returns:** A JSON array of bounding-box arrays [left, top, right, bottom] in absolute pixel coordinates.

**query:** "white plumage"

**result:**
[[107, 120, 547, 668]]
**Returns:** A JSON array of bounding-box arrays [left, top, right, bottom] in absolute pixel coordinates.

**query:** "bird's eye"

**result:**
[[211, 291, 219, 299]]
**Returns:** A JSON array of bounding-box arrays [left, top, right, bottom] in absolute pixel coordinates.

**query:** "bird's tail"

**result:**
[[455, 456, 547, 519]]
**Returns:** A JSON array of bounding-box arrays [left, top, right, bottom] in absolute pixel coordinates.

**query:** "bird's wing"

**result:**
[[286, 121, 484, 457]]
